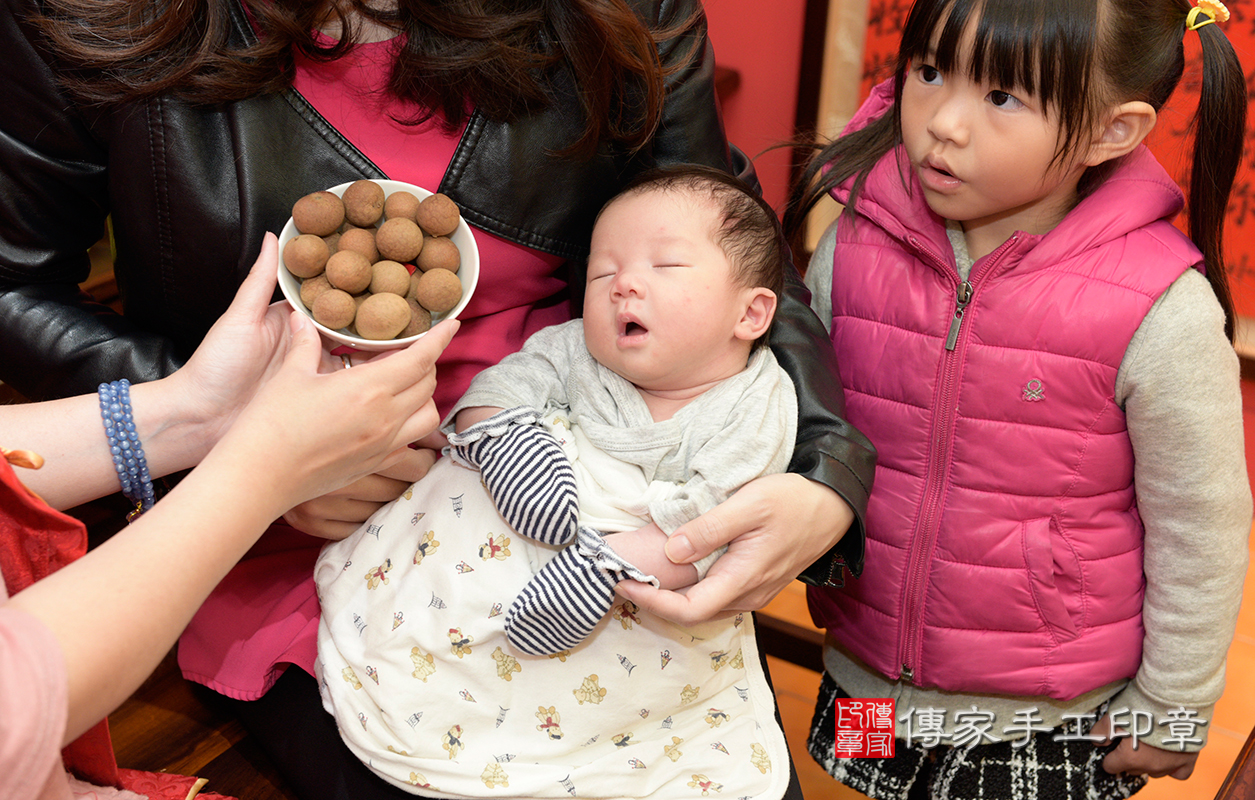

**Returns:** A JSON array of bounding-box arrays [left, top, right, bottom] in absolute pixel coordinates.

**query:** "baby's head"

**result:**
[[583, 165, 784, 396]]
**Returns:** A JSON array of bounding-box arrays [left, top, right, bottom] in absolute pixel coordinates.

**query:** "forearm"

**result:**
[[1118, 272, 1252, 747], [7, 444, 292, 743], [2, 374, 217, 510]]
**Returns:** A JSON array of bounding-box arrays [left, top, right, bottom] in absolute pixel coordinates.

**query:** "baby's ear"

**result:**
[[735, 288, 777, 342], [1084, 101, 1157, 166]]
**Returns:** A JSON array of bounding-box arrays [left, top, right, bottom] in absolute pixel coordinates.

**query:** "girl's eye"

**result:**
[[988, 90, 1025, 110], [917, 64, 942, 85]]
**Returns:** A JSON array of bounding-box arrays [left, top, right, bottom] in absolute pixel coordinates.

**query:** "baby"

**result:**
[[444, 164, 796, 656], [315, 165, 799, 798]]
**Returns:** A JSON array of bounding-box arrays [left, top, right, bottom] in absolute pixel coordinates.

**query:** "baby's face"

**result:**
[[583, 188, 757, 394]]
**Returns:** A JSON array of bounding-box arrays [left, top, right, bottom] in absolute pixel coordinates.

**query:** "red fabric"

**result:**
[[0, 457, 88, 593], [115, 769, 232, 800], [0, 456, 237, 799]]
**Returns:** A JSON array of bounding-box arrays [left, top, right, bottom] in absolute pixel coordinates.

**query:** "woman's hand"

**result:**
[[279, 343, 452, 538], [1091, 715, 1200, 780], [282, 446, 439, 539], [615, 473, 854, 625], [166, 233, 324, 458], [219, 312, 458, 517]]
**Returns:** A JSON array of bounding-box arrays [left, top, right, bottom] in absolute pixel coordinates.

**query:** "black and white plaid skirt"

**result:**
[[807, 672, 1148, 800]]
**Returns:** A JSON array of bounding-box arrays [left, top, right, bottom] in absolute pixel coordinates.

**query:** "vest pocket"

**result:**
[[1021, 517, 1080, 641]]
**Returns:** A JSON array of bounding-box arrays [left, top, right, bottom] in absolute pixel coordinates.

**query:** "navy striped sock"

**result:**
[[449, 417, 578, 546], [505, 527, 648, 655]]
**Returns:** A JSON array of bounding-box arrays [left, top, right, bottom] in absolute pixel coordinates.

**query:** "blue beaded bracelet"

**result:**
[[97, 379, 156, 520]]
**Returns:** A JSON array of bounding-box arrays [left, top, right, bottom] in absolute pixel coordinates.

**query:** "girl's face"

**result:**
[[899, 41, 1089, 259]]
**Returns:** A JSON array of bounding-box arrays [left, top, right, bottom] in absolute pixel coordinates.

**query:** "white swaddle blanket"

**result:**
[[314, 417, 790, 799]]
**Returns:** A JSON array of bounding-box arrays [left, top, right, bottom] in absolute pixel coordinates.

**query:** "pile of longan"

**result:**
[[283, 179, 465, 340]]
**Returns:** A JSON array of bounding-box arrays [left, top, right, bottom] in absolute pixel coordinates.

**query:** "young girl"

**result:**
[[786, 0, 1252, 798]]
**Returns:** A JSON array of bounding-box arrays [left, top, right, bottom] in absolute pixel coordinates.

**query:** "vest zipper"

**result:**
[[897, 234, 1019, 686], [945, 281, 972, 350]]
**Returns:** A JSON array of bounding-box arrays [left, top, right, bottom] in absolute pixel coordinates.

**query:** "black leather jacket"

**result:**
[[0, 0, 872, 578]]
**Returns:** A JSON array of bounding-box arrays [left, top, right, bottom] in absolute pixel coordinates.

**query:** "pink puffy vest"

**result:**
[[807, 102, 1201, 700]]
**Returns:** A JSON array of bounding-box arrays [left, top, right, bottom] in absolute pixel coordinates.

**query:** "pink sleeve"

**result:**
[[0, 604, 70, 800]]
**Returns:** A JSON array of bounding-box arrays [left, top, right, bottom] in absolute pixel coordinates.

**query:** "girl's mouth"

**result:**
[[919, 162, 962, 192]]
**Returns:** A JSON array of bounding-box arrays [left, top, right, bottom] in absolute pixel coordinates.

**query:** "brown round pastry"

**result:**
[[346, 292, 371, 337], [299, 274, 334, 308], [415, 236, 460, 273], [384, 190, 421, 222], [342, 179, 386, 227], [415, 193, 460, 236], [311, 289, 356, 330], [413, 267, 462, 314], [370, 260, 412, 296], [337, 226, 380, 264], [292, 191, 345, 237], [350, 293, 371, 335], [356, 292, 412, 340], [325, 250, 373, 294], [283, 234, 331, 279], [376, 217, 424, 263], [402, 296, 433, 337]]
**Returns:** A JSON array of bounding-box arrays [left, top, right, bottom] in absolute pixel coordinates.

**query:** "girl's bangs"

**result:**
[[897, 0, 1096, 113]]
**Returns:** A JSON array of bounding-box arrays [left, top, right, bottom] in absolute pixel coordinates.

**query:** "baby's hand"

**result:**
[[283, 447, 438, 540], [605, 524, 698, 590]]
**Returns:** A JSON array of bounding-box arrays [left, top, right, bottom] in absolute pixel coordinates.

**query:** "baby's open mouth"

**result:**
[[624, 321, 646, 335]]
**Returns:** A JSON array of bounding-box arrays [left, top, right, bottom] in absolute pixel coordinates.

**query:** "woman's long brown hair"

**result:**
[[35, 0, 698, 157]]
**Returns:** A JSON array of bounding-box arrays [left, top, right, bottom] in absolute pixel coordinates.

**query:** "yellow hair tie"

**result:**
[[1187, 0, 1229, 30]]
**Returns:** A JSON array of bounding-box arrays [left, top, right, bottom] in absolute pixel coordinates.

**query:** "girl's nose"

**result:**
[[928, 93, 969, 146]]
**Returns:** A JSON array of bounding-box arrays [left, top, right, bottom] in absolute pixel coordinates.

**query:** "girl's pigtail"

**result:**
[[1186, 21, 1246, 342], [783, 111, 899, 243]]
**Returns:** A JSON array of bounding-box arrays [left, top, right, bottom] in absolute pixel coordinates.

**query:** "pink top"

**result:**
[[1, 454, 191, 800], [179, 36, 574, 698], [0, 598, 71, 800]]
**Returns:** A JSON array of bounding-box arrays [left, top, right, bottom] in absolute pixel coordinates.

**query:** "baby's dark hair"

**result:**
[[785, 0, 1246, 340], [606, 165, 787, 305]]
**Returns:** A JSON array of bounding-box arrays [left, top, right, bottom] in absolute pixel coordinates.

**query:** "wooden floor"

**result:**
[[110, 651, 296, 799]]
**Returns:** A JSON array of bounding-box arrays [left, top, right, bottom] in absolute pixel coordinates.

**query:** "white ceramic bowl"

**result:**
[[277, 179, 479, 351]]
